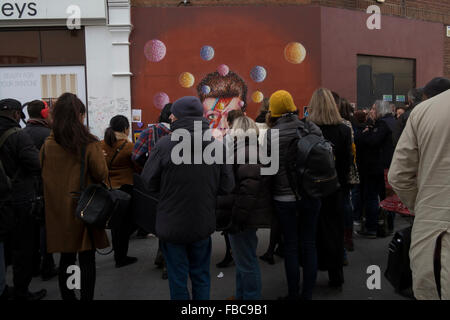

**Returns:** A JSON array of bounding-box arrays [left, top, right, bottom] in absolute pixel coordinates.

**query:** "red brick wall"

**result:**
[[130, 0, 450, 77]]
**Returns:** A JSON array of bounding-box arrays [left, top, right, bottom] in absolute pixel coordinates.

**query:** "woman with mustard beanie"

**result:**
[[264, 90, 322, 300]]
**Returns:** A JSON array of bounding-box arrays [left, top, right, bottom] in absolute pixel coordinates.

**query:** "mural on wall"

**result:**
[[130, 6, 322, 136]]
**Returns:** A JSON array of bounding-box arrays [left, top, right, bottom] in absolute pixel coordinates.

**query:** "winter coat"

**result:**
[[0, 115, 40, 203], [266, 114, 322, 199], [23, 119, 51, 151], [0, 115, 41, 242], [388, 89, 450, 300], [100, 132, 136, 189], [141, 117, 235, 245], [355, 115, 394, 177], [216, 139, 273, 233], [318, 123, 352, 189], [41, 133, 110, 253]]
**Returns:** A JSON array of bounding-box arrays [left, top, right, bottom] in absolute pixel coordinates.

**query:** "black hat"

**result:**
[[0, 98, 26, 119], [422, 77, 450, 99]]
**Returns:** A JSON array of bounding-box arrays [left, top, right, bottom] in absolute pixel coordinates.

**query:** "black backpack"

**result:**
[[0, 127, 21, 201], [287, 121, 340, 198]]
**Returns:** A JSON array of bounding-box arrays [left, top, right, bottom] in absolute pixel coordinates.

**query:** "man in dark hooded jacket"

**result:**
[[141, 96, 234, 300], [0, 99, 46, 300]]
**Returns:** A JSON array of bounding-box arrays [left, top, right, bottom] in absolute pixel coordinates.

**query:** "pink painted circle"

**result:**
[[217, 64, 230, 76], [144, 39, 167, 62], [154, 92, 170, 109]]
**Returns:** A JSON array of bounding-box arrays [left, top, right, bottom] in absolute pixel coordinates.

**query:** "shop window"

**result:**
[[0, 28, 85, 66], [0, 30, 40, 65], [357, 55, 416, 109], [41, 29, 85, 65]]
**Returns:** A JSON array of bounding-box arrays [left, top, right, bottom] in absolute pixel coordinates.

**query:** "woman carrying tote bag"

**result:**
[[41, 93, 109, 301]]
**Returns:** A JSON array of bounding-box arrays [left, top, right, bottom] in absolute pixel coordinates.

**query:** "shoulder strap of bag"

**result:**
[[433, 230, 447, 300], [108, 140, 128, 169], [106, 140, 128, 189], [0, 127, 20, 149]]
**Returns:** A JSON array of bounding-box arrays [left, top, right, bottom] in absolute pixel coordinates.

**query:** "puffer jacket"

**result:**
[[265, 114, 322, 198], [216, 139, 273, 233]]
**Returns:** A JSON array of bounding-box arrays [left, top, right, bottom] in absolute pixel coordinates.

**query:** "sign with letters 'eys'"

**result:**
[[0, 0, 106, 21]]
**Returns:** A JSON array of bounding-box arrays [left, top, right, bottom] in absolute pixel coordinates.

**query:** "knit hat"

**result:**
[[171, 96, 204, 119], [269, 90, 297, 118]]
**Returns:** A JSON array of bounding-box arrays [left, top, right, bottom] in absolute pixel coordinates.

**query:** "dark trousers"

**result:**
[[58, 250, 96, 301], [362, 175, 382, 233], [274, 196, 321, 299], [111, 218, 134, 263], [161, 237, 212, 300], [317, 191, 345, 286], [11, 202, 35, 298], [265, 212, 283, 256]]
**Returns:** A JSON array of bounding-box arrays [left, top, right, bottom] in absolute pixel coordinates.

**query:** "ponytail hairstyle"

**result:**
[[104, 115, 130, 147], [51, 93, 98, 155]]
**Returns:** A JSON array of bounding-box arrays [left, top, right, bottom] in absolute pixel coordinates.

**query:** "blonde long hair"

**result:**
[[231, 116, 260, 137], [308, 88, 343, 125]]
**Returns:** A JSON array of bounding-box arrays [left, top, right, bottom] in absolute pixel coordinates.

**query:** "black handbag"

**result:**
[[74, 143, 131, 230], [384, 226, 413, 293]]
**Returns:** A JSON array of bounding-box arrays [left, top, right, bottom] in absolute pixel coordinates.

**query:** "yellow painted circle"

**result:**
[[179, 72, 195, 88], [284, 42, 307, 64], [252, 91, 264, 103]]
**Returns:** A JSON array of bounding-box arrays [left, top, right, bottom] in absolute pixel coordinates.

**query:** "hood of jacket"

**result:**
[[0, 115, 20, 133]]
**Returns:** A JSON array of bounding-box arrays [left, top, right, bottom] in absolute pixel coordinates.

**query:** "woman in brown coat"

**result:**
[[100, 115, 138, 268], [41, 93, 109, 301]]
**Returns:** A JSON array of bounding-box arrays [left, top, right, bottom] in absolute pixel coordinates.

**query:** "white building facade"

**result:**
[[0, 0, 132, 138]]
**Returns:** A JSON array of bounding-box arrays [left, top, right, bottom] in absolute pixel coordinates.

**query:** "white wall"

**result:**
[[85, 0, 132, 139]]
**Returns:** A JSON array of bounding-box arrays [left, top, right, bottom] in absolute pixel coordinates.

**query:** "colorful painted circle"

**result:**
[[252, 91, 264, 103], [179, 72, 195, 88], [250, 66, 267, 83], [144, 39, 167, 62], [217, 64, 230, 77], [201, 85, 211, 95], [284, 42, 307, 64], [154, 92, 170, 109], [200, 46, 215, 61]]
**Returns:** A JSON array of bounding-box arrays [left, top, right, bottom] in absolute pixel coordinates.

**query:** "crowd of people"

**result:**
[[0, 77, 449, 301]]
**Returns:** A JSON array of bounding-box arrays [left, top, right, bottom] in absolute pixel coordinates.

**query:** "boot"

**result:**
[[344, 227, 354, 252]]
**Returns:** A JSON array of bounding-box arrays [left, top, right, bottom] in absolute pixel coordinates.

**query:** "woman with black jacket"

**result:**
[[216, 116, 272, 300], [308, 88, 353, 289], [265, 90, 322, 300]]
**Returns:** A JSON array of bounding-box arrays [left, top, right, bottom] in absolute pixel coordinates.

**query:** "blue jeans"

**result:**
[[161, 237, 211, 300], [0, 242, 5, 295], [228, 229, 261, 300], [274, 196, 321, 299]]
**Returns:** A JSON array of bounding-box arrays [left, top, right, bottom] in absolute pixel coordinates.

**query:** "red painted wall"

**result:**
[[320, 6, 444, 104], [130, 6, 322, 126]]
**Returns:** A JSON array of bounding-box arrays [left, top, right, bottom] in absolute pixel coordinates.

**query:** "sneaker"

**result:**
[[356, 230, 377, 239], [115, 256, 138, 268]]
